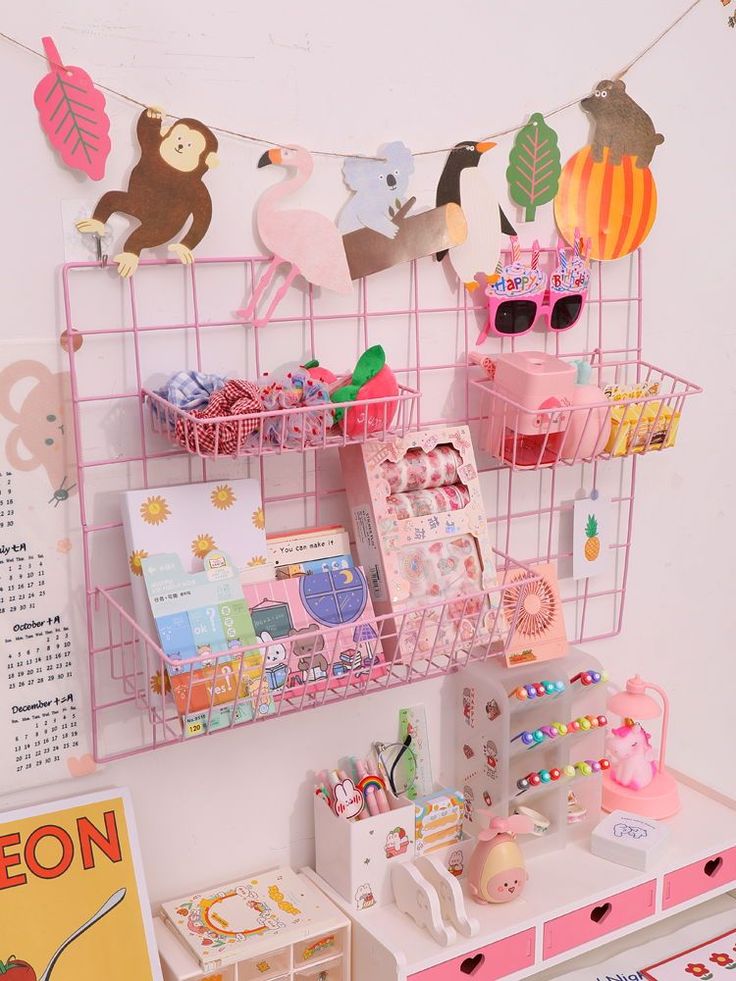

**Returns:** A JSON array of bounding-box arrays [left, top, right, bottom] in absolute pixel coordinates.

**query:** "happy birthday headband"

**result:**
[[482, 229, 592, 300]]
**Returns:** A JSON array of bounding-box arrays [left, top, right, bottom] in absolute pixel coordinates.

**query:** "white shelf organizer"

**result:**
[[304, 772, 736, 981]]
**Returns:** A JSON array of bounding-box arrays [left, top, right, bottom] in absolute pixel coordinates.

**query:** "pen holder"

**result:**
[[314, 793, 415, 913]]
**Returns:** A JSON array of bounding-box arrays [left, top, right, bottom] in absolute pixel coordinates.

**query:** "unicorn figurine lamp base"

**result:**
[[602, 675, 680, 819]]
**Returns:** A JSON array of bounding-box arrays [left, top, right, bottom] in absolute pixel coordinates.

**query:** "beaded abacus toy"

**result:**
[[457, 651, 608, 858]]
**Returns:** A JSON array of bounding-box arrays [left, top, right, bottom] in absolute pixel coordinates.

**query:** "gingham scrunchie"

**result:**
[[175, 379, 263, 456]]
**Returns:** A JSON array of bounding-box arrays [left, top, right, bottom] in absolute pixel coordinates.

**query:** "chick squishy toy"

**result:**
[[467, 813, 533, 904]]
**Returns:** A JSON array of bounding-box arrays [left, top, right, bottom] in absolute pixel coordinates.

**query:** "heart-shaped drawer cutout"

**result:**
[[704, 857, 723, 877], [590, 901, 612, 924], [460, 952, 486, 975]]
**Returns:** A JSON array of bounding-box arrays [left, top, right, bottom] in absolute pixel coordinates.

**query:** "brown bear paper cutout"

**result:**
[[77, 106, 219, 277], [581, 80, 664, 169]]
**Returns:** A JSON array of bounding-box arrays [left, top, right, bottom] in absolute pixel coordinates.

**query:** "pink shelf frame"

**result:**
[[61, 248, 700, 762]]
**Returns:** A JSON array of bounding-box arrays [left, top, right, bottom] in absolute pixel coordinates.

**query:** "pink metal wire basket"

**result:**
[[92, 552, 537, 759], [145, 383, 419, 458], [473, 357, 702, 470]]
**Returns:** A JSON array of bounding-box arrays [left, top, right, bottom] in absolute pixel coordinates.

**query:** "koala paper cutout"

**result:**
[[340, 142, 467, 280], [76, 106, 219, 278], [582, 80, 664, 169], [0, 360, 76, 505], [339, 141, 414, 238]]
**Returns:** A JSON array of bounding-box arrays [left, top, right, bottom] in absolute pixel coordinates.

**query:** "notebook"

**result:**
[[121, 478, 272, 642], [160, 868, 335, 970]]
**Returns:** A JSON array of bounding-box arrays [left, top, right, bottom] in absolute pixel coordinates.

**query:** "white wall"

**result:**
[[1, 0, 734, 905]]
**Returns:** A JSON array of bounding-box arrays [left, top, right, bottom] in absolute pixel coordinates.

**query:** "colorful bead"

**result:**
[[534, 683, 545, 697], [563, 764, 576, 779], [599, 758, 611, 770], [542, 680, 556, 694], [569, 719, 581, 732], [539, 769, 551, 783], [550, 768, 561, 781], [598, 715, 607, 727], [533, 729, 544, 743], [554, 680, 566, 693], [588, 759, 602, 772], [554, 722, 568, 736], [580, 717, 592, 730], [590, 671, 601, 683], [529, 773, 542, 786], [525, 685, 538, 699], [521, 731, 536, 746], [517, 777, 530, 791]]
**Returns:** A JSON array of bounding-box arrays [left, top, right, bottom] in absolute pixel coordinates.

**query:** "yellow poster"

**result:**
[[0, 789, 161, 980]]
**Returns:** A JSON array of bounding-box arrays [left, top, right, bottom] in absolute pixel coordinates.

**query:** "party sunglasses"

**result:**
[[477, 236, 591, 345]]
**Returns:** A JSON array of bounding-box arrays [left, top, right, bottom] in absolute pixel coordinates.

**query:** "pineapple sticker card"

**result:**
[[573, 494, 611, 580]]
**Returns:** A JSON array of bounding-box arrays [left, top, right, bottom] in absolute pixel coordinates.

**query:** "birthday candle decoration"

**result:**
[[573, 228, 581, 262], [531, 239, 540, 270], [558, 241, 568, 278], [511, 236, 521, 264]]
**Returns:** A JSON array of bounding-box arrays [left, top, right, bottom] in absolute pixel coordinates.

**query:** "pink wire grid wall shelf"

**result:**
[[62, 248, 701, 762]]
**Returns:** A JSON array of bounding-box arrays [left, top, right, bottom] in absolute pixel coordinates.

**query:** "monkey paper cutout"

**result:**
[[338, 141, 414, 238], [582, 80, 664, 169], [76, 107, 219, 277]]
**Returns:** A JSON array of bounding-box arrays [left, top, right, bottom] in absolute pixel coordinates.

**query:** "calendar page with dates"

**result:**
[[0, 345, 91, 791]]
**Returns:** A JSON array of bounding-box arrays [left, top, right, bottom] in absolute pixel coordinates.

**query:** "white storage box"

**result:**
[[591, 809, 669, 871]]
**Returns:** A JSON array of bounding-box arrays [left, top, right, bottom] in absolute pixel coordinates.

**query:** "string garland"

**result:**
[[0, 0, 703, 161]]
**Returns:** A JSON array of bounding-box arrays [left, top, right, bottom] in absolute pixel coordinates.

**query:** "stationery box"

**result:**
[[160, 867, 348, 973], [340, 426, 503, 662], [314, 794, 416, 912], [121, 478, 272, 641], [591, 810, 670, 871], [242, 569, 386, 698]]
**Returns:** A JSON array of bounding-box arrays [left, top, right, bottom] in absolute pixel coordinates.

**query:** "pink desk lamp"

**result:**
[[602, 675, 680, 819]]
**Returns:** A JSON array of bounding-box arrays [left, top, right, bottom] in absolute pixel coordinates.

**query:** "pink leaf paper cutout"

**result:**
[[33, 36, 111, 181]]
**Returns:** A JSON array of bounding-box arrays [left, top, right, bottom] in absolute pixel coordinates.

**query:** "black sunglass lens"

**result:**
[[495, 300, 537, 335], [551, 295, 583, 330]]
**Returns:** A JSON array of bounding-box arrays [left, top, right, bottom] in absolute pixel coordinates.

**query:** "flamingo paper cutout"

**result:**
[[239, 145, 352, 327]]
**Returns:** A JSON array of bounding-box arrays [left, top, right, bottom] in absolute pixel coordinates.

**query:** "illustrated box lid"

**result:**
[[160, 867, 345, 970], [591, 810, 670, 871]]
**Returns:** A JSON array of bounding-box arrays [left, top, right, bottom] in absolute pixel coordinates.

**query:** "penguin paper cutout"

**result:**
[[435, 140, 516, 292]]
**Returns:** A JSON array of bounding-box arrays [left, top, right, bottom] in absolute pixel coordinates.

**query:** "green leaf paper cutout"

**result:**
[[506, 112, 562, 222]]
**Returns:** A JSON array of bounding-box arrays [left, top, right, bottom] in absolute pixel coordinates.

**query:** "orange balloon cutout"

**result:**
[[554, 145, 657, 261]]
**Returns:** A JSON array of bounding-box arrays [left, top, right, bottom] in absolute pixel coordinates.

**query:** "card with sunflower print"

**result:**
[[121, 478, 271, 643]]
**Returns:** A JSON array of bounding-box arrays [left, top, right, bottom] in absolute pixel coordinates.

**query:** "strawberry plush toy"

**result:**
[[331, 345, 399, 437]]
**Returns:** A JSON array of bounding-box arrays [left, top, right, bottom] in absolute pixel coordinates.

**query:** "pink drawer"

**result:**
[[663, 845, 736, 910], [410, 928, 535, 980], [543, 880, 655, 959]]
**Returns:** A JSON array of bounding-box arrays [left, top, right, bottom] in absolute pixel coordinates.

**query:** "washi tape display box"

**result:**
[[157, 867, 350, 981], [340, 426, 503, 663]]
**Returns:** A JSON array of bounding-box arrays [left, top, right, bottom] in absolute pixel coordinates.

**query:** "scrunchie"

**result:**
[[175, 379, 264, 456]]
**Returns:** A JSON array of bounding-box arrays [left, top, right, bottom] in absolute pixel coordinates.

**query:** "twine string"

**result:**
[[0, 0, 703, 161]]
